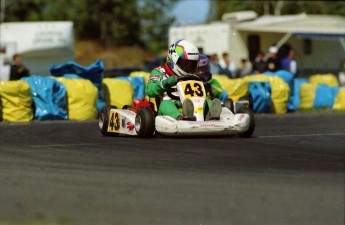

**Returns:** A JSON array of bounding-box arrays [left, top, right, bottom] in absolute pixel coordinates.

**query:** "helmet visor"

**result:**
[[196, 66, 209, 75], [176, 58, 198, 74], [196, 66, 211, 81]]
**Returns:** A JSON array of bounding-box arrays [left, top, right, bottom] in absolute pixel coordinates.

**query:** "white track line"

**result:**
[[26, 143, 98, 148], [257, 133, 345, 138]]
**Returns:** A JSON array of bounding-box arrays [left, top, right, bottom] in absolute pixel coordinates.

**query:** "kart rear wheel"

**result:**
[[238, 107, 255, 138], [223, 98, 234, 113], [135, 107, 155, 138], [99, 105, 119, 136]]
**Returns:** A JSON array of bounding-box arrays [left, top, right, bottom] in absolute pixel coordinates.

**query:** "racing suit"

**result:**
[[145, 63, 221, 119]]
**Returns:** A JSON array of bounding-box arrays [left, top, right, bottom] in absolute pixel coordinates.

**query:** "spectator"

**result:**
[[9, 54, 30, 80], [252, 51, 266, 74], [209, 53, 222, 75], [218, 52, 236, 78], [264, 46, 281, 72], [281, 48, 298, 77], [236, 58, 252, 78]]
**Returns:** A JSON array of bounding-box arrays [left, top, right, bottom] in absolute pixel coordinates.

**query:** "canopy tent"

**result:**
[[235, 14, 345, 75], [236, 13, 345, 49], [236, 14, 345, 34]]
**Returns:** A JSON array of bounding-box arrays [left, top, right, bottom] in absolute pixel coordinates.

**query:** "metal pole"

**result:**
[[275, 32, 293, 49], [339, 37, 345, 53]]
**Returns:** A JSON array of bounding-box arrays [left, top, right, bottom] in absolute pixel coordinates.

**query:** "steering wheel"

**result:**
[[166, 75, 202, 100]]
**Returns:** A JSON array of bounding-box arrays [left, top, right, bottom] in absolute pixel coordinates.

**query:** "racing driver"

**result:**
[[145, 39, 222, 121]]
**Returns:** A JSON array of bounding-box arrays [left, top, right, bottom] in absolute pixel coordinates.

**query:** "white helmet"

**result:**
[[167, 39, 199, 76]]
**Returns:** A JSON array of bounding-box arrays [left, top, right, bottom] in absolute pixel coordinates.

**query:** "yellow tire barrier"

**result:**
[[212, 75, 249, 102], [299, 83, 318, 109], [333, 87, 345, 111], [0, 80, 33, 122], [53, 77, 98, 120], [310, 74, 339, 87], [130, 71, 151, 85], [243, 75, 290, 114], [103, 78, 133, 109]]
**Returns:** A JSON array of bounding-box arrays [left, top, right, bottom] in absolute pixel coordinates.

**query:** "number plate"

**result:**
[[180, 81, 206, 99], [107, 111, 120, 133]]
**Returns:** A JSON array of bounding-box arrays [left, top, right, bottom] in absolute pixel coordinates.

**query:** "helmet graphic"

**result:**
[[167, 39, 199, 77], [196, 54, 212, 81]]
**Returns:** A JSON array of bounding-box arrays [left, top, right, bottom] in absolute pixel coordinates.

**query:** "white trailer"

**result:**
[[0, 21, 74, 80], [169, 12, 345, 77], [236, 13, 345, 75]]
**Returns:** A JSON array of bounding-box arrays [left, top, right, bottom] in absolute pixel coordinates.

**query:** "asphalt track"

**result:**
[[0, 112, 344, 225]]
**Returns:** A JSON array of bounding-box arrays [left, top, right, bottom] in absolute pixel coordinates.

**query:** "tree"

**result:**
[[138, 0, 178, 54], [3, 0, 45, 21], [3, 0, 179, 53]]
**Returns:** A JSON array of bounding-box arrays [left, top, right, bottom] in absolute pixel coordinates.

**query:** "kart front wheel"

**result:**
[[99, 105, 119, 136], [238, 107, 255, 138], [135, 107, 155, 138]]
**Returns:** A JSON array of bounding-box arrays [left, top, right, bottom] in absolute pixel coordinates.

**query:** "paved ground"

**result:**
[[0, 112, 344, 225]]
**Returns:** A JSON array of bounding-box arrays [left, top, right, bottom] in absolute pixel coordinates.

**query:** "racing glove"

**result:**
[[161, 76, 178, 89], [211, 86, 222, 99]]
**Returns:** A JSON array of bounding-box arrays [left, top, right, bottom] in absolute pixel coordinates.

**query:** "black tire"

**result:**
[[135, 107, 155, 138], [99, 105, 119, 136], [122, 105, 132, 109], [239, 96, 253, 109], [223, 98, 234, 113], [238, 107, 255, 138]]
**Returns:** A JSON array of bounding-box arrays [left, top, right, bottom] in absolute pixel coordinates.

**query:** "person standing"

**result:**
[[218, 52, 236, 78], [9, 54, 30, 80], [236, 58, 252, 78], [252, 51, 266, 74], [264, 46, 281, 73], [281, 48, 298, 77], [219, 52, 237, 76], [209, 53, 222, 75]]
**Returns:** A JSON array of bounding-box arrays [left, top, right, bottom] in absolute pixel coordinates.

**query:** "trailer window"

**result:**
[[303, 39, 312, 55], [248, 35, 260, 62]]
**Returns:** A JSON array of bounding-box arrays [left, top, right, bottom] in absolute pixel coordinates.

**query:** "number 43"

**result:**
[[184, 83, 204, 97]]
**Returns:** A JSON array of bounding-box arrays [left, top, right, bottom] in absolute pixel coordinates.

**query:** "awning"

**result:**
[[294, 32, 345, 40]]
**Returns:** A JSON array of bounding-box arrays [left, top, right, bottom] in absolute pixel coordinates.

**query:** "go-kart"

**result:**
[[98, 75, 255, 138]]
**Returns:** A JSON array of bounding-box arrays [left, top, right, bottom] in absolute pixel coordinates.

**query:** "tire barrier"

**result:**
[[313, 84, 339, 109], [116, 76, 145, 99], [333, 87, 345, 110], [299, 83, 318, 109], [50, 60, 105, 113], [310, 74, 339, 87], [289, 78, 309, 111], [0, 82, 3, 122], [244, 75, 290, 114], [212, 75, 249, 102], [0, 80, 33, 122], [249, 82, 272, 113], [53, 77, 98, 121], [102, 78, 133, 109], [21, 76, 68, 120], [1, 64, 345, 122], [129, 71, 151, 85]]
